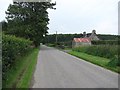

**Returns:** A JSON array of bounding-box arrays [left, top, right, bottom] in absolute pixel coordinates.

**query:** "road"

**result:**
[[31, 45, 118, 88]]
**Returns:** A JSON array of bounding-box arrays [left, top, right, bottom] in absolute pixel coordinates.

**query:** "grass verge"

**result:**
[[68, 51, 119, 73], [3, 48, 39, 88]]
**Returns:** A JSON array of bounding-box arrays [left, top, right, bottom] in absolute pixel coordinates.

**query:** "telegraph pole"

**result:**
[[56, 31, 57, 45]]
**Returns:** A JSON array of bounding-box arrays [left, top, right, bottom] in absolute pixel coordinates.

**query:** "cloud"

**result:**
[[48, 0, 119, 34], [0, 0, 119, 34], [95, 20, 118, 34]]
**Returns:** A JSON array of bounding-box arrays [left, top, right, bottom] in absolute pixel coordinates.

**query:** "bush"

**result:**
[[2, 34, 33, 79]]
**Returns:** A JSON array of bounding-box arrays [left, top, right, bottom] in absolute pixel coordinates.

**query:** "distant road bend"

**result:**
[[31, 45, 118, 88]]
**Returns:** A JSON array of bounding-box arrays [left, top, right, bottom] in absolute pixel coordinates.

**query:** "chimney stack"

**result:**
[[92, 30, 96, 34], [83, 31, 87, 37]]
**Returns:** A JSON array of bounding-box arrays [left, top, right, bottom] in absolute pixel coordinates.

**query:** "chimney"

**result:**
[[83, 32, 87, 37], [92, 30, 96, 34]]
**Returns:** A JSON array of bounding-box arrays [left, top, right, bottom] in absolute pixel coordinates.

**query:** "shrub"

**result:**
[[2, 34, 33, 79]]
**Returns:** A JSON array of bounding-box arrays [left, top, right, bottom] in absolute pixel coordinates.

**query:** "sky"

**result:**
[[0, 0, 119, 35]]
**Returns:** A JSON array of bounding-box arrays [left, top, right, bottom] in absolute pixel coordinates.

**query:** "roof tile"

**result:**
[[73, 38, 91, 43]]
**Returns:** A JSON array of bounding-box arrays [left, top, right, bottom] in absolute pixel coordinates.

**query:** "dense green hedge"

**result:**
[[91, 40, 119, 45], [73, 45, 118, 59], [72, 45, 120, 67], [2, 34, 33, 78]]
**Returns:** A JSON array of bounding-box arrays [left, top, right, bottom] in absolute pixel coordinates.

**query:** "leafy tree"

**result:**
[[5, 2, 56, 47]]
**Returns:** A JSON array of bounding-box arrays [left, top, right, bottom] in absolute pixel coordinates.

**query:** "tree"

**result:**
[[5, 2, 56, 47]]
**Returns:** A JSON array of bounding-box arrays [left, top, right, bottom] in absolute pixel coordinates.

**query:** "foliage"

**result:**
[[108, 55, 120, 67], [72, 45, 119, 67], [2, 1, 56, 88], [5, 2, 56, 47], [16, 49, 39, 88], [44, 34, 82, 48], [45, 34, 82, 43], [44, 34, 118, 48], [97, 34, 118, 40], [69, 51, 120, 73], [69, 51, 109, 67], [91, 40, 119, 45], [72, 45, 118, 59], [2, 34, 33, 80], [2, 48, 39, 88]]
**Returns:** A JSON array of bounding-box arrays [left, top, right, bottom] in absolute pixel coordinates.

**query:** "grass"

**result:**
[[72, 45, 118, 59], [3, 48, 39, 88], [68, 51, 120, 73]]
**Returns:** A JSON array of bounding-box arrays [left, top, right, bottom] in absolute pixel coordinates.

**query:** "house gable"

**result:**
[[82, 30, 99, 41], [72, 30, 99, 48]]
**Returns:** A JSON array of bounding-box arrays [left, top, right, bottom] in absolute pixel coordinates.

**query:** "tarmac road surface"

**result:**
[[31, 45, 118, 88]]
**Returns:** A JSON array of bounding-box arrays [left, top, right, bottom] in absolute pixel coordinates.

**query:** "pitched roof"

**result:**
[[73, 38, 91, 43]]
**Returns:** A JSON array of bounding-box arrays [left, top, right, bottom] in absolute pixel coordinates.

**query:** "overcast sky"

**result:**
[[0, 0, 119, 35]]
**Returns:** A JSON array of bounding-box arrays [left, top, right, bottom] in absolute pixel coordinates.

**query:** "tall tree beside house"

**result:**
[[5, 2, 56, 47]]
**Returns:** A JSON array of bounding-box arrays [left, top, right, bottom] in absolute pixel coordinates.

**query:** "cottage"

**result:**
[[72, 30, 99, 48], [72, 38, 91, 47], [85, 30, 99, 41]]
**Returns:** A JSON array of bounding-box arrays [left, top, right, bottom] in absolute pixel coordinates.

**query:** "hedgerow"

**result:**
[[72, 45, 119, 67], [2, 34, 33, 79], [91, 40, 119, 45], [73, 45, 118, 59]]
